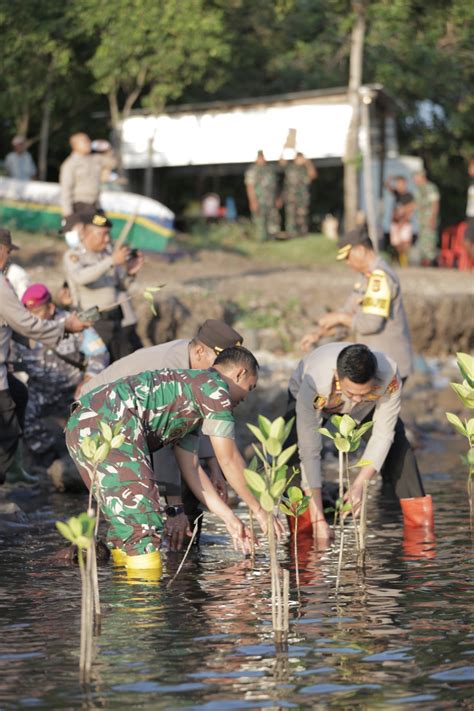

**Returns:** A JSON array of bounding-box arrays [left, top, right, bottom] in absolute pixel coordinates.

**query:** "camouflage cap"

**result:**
[[336, 225, 373, 260], [196, 319, 243, 353]]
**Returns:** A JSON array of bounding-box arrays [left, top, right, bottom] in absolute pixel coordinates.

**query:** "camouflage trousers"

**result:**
[[253, 202, 280, 241], [65, 403, 163, 555], [284, 191, 310, 236], [25, 381, 76, 457]]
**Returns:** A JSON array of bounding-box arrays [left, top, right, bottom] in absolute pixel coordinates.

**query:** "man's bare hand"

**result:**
[[126, 251, 144, 276], [225, 516, 251, 555], [164, 512, 192, 551], [208, 465, 228, 503], [64, 312, 91, 333], [300, 327, 323, 352], [112, 245, 130, 266], [254, 508, 285, 542]]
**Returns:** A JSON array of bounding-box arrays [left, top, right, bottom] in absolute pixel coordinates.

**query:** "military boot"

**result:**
[[5, 444, 39, 486]]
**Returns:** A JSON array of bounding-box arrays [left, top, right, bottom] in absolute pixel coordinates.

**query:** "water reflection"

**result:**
[[0, 438, 472, 709]]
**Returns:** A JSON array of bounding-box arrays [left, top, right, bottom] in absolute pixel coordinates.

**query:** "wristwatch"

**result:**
[[165, 505, 185, 518]]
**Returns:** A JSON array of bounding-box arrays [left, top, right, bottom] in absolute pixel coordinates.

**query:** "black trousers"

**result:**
[[93, 319, 143, 363], [0, 375, 29, 483], [284, 392, 425, 501]]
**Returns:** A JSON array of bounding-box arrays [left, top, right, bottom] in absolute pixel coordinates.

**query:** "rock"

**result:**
[[0, 500, 28, 531], [47, 458, 86, 493]]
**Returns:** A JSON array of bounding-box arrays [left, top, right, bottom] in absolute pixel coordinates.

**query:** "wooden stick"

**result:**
[[166, 514, 203, 588]]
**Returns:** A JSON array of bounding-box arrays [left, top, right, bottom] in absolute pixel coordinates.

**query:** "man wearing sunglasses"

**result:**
[[288, 342, 431, 542]]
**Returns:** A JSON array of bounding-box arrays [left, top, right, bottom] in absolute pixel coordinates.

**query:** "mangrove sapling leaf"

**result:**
[[248, 456, 258, 471], [69, 516, 84, 539], [258, 414, 272, 438], [334, 435, 350, 453], [244, 468, 266, 493], [350, 459, 373, 469], [279, 503, 293, 516], [252, 444, 268, 468], [99, 422, 113, 442], [270, 479, 287, 500], [110, 434, 125, 449], [112, 422, 122, 436], [451, 383, 474, 409], [330, 415, 343, 428], [277, 445, 297, 467], [93, 443, 110, 465], [446, 412, 468, 438], [349, 439, 362, 452], [56, 520, 76, 544], [466, 418, 474, 438], [456, 353, 474, 389], [269, 417, 286, 441], [274, 465, 288, 482], [266, 437, 282, 457], [282, 417, 295, 445], [247, 423, 267, 445], [467, 449, 474, 466], [318, 427, 334, 439], [354, 421, 374, 438], [80, 437, 96, 460], [260, 490, 275, 512], [339, 414, 356, 437], [288, 486, 304, 504]]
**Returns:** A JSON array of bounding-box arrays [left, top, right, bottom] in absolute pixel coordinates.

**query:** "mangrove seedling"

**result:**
[[279, 486, 310, 596], [244, 415, 297, 640], [319, 414, 373, 587], [143, 284, 166, 316], [56, 513, 96, 682], [446, 352, 474, 517]]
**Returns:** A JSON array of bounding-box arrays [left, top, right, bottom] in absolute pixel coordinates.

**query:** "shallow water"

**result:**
[[0, 435, 473, 710]]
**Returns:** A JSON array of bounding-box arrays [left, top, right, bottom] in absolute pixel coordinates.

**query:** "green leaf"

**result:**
[[80, 436, 96, 460], [247, 423, 267, 445], [110, 434, 125, 449], [451, 383, 474, 409], [446, 412, 468, 438], [248, 456, 258, 472], [99, 422, 113, 441], [354, 421, 373, 439], [274, 465, 288, 482], [93, 442, 110, 464], [456, 352, 474, 388], [467, 419, 474, 438], [266, 437, 282, 457], [349, 438, 362, 452], [339, 414, 356, 437], [76, 535, 91, 550], [68, 516, 83, 539], [55, 521, 76, 544], [277, 444, 297, 467], [279, 503, 294, 517], [252, 444, 268, 466], [334, 435, 350, 452], [270, 479, 286, 500], [467, 448, 474, 465], [282, 417, 295, 444], [296, 498, 310, 515], [318, 427, 334, 440], [330, 415, 343, 428], [352, 459, 373, 468], [288, 486, 304, 504], [257, 414, 272, 438], [260, 490, 275, 512], [113, 422, 123, 436], [244, 468, 266, 493], [269, 416, 285, 441]]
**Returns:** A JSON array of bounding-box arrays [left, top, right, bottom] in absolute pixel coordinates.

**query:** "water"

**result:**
[[0, 434, 473, 710]]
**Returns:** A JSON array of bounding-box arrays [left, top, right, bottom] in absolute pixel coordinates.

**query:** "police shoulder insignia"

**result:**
[[361, 269, 391, 318], [313, 395, 327, 410], [387, 376, 400, 394]]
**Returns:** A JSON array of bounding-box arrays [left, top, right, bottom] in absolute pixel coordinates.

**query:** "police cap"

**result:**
[[196, 319, 243, 353], [336, 225, 373, 260]]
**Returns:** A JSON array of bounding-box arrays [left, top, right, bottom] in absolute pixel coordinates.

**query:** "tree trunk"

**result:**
[[343, 2, 366, 232], [16, 111, 30, 138], [38, 88, 52, 181]]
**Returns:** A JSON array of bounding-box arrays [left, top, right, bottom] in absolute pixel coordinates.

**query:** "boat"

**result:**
[[0, 177, 175, 252]]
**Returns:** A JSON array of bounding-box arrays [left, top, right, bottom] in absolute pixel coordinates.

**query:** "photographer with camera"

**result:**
[[63, 212, 143, 362]]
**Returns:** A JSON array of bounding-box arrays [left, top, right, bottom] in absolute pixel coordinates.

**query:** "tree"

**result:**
[[74, 0, 230, 184]]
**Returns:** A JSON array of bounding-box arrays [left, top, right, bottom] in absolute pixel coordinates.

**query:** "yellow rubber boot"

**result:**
[[125, 551, 162, 581], [111, 548, 127, 566]]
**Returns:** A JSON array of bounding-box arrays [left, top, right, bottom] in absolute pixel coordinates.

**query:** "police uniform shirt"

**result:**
[[0, 273, 63, 390], [289, 342, 402, 490], [341, 256, 413, 379], [63, 245, 137, 326]]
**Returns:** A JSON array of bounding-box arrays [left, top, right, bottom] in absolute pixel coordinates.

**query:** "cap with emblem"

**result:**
[[196, 319, 243, 353], [83, 212, 112, 228], [21, 283, 52, 308], [336, 225, 373, 260], [59, 211, 97, 234], [0, 229, 20, 251]]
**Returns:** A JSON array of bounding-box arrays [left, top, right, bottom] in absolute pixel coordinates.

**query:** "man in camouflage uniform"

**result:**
[[66, 347, 281, 568], [245, 151, 280, 241], [10, 283, 109, 470], [81, 319, 243, 550], [288, 343, 428, 542], [301, 226, 413, 382], [282, 152, 317, 237], [413, 171, 440, 265]]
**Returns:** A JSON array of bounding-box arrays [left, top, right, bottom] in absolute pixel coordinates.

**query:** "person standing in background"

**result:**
[[385, 175, 415, 266], [5, 136, 37, 181], [281, 152, 317, 238], [413, 171, 440, 266], [244, 151, 280, 241]]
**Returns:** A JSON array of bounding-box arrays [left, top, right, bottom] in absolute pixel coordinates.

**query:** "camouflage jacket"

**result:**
[[76, 367, 235, 453]]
